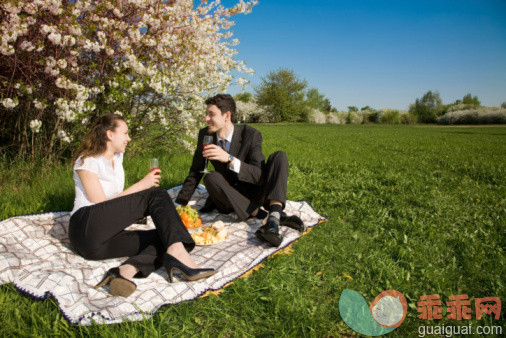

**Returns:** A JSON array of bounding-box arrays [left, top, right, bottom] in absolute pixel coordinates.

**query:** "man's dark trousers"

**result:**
[[203, 151, 288, 221]]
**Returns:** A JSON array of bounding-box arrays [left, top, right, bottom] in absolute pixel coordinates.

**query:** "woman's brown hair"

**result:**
[[76, 113, 125, 161]]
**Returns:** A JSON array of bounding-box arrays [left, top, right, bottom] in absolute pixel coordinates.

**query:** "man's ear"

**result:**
[[225, 111, 232, 121]]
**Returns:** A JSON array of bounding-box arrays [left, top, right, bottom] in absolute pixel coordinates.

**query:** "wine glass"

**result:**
[[149, 158, 159, 172], [201, 135, 213, 173]]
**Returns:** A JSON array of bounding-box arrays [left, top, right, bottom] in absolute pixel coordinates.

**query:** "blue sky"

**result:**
[[226, 0, 506, 111]]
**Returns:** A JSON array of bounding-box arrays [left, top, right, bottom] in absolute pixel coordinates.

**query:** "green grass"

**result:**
[[0, 124, 505, 336]]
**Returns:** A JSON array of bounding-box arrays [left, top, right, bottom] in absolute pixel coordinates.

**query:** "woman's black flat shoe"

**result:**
[[164, 253, 216, 283], [94, 267, 136, 297]]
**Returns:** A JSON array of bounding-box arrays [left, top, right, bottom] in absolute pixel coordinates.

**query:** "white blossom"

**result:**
[[62, 35, 76, 46], [236, 77, 248, 88], [33, 99, 46, 110], [2, 3, 21, 14], [2, 98, 18, 109], [1, 44, 15, 55], [29, 119, 42, 133], [57, 130, 71, 143], [57, 59, 67, 69], [1, 0, 257, 153], [47, 32, 62, 45], [19, 40, 35, 51]]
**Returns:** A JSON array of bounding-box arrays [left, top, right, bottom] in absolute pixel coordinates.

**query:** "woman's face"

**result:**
[[107, 120, 131, 153]]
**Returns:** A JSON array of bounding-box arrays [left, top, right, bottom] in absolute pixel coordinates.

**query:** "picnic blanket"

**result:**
[[0, 185, 325, 325]]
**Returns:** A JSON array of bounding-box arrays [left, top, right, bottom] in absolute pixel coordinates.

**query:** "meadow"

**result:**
[[0, 124, 504, 336]]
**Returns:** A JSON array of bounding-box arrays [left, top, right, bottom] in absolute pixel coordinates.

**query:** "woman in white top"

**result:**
[[69, 113, 216, 297]]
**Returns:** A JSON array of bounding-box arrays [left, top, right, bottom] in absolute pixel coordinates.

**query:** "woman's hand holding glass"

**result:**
[[149, 158, 159, 172], [140, 162, 161, 189]]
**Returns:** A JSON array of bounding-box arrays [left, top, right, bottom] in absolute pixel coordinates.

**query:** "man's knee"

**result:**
[[267, 151, 288, 166], [203, 171, 226, 187]]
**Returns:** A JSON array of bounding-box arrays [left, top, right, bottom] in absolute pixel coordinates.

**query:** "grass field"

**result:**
[[0, 124, 505, 336]]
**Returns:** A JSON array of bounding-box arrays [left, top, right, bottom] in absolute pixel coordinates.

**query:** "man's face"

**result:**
[[205, 104, 229, 133]]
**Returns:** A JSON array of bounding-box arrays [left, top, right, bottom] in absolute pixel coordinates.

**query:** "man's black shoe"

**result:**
[[280, 213, 305, 233], [255, 221, 283, 247]]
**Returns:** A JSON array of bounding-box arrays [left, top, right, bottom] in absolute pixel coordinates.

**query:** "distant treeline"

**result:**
[[236, 68, 506, 125]]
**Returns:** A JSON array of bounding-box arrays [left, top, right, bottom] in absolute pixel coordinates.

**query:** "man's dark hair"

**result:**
[[205, 94, 237, 123]]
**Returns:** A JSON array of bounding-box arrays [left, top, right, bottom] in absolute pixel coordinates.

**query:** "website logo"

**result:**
[[339, 289, 408, 336]]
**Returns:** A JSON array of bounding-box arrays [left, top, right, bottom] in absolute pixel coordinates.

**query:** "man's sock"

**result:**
[[255, 209, 268, 219], [267, 204, 283, 225]]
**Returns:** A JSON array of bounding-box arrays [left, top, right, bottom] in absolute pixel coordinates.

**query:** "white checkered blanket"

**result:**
[[0, 185, 324, 325]]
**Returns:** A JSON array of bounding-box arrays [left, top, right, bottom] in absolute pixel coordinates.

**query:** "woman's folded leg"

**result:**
[[119, 230, 166, 278], [70, 187, 194, 257], [145, 187, 195, 252]]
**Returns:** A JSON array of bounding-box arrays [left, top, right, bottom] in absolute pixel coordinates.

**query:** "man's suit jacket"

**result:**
[[175, 124, 265, 205]]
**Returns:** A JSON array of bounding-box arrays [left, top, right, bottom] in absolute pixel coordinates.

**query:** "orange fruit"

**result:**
[[186, 220, 194, 229]]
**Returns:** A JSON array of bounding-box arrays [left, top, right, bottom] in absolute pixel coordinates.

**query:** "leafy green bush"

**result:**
[[409, 90, 444, 123], [400, 111, 417, 124], [346, 111, 364, 124], [379, 109, 400, 124], [254, 68, 310, 122], [361, 109, 381, 123], [234, 92, 253, 103]]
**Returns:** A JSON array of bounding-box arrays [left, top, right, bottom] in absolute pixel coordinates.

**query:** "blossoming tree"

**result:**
[[0, 0, 256, 157]]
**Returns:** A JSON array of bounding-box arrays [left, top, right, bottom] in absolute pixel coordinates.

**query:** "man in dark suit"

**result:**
[[176, 94, 304, 247]]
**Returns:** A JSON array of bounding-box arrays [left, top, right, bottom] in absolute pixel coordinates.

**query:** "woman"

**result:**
[[69, 113, 216, 297]]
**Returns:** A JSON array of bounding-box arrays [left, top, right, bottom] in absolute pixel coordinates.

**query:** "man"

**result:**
[[176, 94, 304, 247]]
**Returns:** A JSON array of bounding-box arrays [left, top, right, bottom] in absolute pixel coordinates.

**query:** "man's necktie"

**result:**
[[219, 140, 229, 152]]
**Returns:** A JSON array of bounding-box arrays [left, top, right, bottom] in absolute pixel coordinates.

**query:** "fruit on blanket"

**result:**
[[176, 205, 202, 229], [191, 220, 227, 245]]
